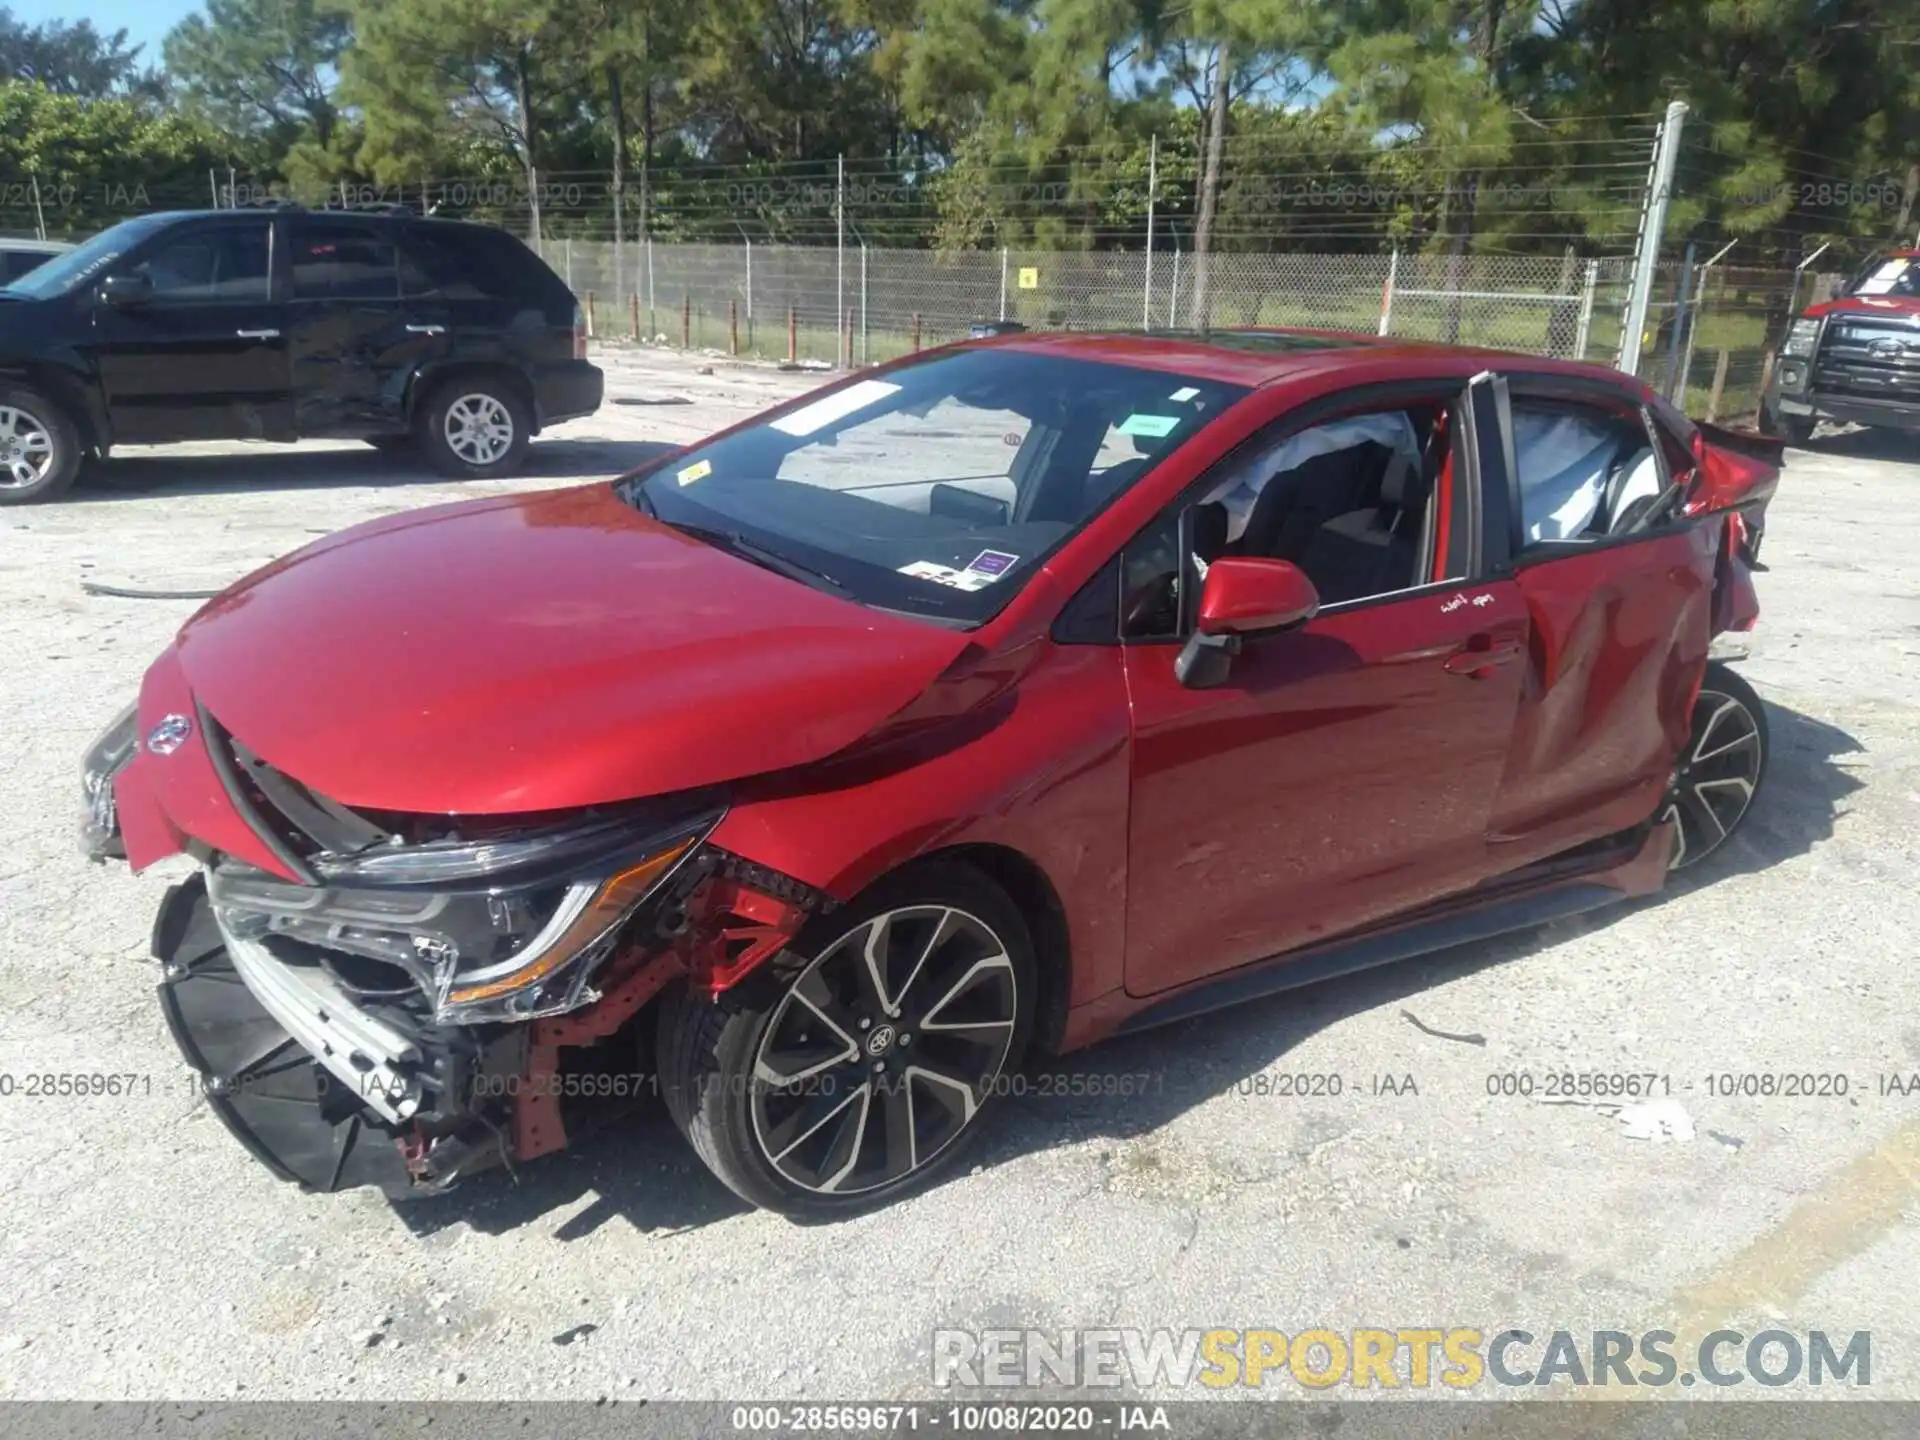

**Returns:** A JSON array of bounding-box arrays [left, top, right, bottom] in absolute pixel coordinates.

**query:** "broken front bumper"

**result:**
[[153, 876, 504, 1196]]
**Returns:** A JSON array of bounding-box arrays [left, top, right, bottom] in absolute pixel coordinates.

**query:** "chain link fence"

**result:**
[[554, 240, 1664, 370]]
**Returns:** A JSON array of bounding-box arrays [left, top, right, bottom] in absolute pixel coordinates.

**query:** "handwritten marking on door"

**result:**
[[1441, 592, 1496, 614]]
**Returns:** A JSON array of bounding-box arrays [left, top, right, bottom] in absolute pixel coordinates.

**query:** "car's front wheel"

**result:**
[[1663, 662, 1769, 871], [658, 862, 1035, 1217], [0, 385, 83, 505], [415, 379, 531, 479]]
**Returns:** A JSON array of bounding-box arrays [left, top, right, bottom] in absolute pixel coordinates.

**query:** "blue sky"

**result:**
[[12, 0, 201, 60]]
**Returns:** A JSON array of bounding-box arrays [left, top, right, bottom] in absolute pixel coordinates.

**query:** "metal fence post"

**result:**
[[836, 156, 846, 351], [860, 243, 869, 366], [1143, 134, 1158, 330], [999, 247, 1009, 322], [1619, 98, 1688, 376], [645, 238, 656, 339], [1785, 241, 1830, 329], [1378, 249, 1399, 336], [1573, 260, 1599, 360], [564, 237, 573, 291], [1168, 244, 1181, 329], [1677, 237, 1737, 405], [1663, 240, 1698, 399]]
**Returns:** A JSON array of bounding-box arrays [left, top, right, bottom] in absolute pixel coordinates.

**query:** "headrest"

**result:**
[[1379, 448, 1417, 507], [1191, 501, 1230, 561]]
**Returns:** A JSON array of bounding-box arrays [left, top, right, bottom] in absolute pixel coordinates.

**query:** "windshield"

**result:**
[[2, 215, 174, 299], [616, 348, 1247, 624], [1843, 255, 1920, 299]]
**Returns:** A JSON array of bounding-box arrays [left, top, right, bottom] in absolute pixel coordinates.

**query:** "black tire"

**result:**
[[658, 861, 1036, 1218], [413, 377, 532, 479], [0, 384, 83, 505], [1663, 662, 1769, 872], [1762, 400, 1815, 447]]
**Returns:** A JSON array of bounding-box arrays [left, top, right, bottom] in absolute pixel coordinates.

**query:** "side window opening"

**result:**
[[290, 221, 399, 302], [129, 224, 270, 303], [1118, 401, 1456, 639], [1200, 407, 1445, 607], [1510, 399, 1672, 545]]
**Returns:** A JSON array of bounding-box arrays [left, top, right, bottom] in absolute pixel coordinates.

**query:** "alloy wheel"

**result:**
[[442, 394, 515, 467], [1662, 684, 1765, 870], [749, 905, 1019, 1196], [0, 405, 56, 490]]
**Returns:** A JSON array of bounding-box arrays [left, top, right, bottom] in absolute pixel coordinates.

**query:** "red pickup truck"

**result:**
[[1766, 249, 1920, 442]]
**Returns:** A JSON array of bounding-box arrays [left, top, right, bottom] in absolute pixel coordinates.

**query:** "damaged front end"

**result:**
[[98, 706, 832, 1198]]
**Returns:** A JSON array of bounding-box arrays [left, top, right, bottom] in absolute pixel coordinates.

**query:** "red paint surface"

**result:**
[[112, 335, 1772, 1039]]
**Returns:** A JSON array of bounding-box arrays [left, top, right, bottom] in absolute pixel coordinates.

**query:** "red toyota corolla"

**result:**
[[81, 330, 1780, 1217]]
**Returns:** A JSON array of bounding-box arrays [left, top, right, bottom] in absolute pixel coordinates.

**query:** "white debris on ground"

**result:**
[[1615, 1098, 1698, 1143]]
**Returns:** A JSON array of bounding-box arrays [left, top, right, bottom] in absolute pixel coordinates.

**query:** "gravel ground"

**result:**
[[1, 348, 1918, 1403]]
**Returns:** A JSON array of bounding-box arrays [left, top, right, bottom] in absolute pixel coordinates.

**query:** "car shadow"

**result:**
[[74, 438, 676, 502], [1798, 426, 1920, 464], [392, 697, 1863, 1238]]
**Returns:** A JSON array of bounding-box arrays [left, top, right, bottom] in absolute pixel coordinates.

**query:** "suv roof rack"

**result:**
[[221, 198, 419, 217]]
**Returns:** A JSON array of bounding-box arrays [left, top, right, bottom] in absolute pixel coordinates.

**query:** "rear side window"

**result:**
[[291, 221, 399, 301], [401, 228, 509, 299], [405, 223, 558, 305], [1510, 399, 1664, 544], [2, 250, 50, 282]]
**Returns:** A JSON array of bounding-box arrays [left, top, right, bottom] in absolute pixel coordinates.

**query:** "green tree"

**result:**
[[0, 9, 163, 100], [163, 0, 350, 161]]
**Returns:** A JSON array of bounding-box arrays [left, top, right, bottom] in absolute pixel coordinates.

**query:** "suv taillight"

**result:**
[[572, 303, 588, 359]]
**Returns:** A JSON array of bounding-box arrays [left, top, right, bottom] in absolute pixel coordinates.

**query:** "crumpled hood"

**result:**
[[167, 484, 971, 815]]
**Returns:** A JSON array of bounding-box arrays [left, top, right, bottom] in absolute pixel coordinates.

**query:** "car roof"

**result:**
[[982, 327, 1632, 390]]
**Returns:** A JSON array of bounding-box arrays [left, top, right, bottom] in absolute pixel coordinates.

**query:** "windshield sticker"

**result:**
[[675, 459, 712, 486], [1118, 413, 1179, 438], [899, 560, 998, 592], [963, 549, 1019, 578], [1168, 386, 1201, 402], [769, 379, 903, 437]]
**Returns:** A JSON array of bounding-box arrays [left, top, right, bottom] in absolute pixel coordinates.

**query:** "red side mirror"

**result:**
[[1195, 557, 1320, 637]]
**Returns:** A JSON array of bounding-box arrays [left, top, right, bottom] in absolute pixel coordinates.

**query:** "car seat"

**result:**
[[1292, 449, 1425, 604]]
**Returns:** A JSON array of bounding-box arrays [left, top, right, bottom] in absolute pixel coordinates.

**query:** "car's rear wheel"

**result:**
[[0, 386, 82, 506], [1663, 662, 1769, 871], [415, 379, 531, 479], [658, 862, 1035, 1217]]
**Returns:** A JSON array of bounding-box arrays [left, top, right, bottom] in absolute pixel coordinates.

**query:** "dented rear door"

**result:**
[[1480, 377, 1719, 876]]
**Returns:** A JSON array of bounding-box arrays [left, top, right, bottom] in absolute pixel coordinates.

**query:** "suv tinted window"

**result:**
[[291, 220, 398, 301], [1, 250, 53, 283], [399, 228, 508, 300], [412, 222, 564, 305], [129, 223, 270, 303]]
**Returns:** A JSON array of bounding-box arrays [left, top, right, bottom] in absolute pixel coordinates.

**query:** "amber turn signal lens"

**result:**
[[442, 839, 695, 1007]]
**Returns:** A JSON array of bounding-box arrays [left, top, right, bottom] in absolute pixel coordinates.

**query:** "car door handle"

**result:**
[[405, 324, 446, 336], [1444, 636, 1524, 677], [235, 328, 280, 340]]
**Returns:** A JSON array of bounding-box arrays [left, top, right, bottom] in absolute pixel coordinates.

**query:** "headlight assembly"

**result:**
[[208, 805, 719, 1026], [80, 699, 139, 860], [1781, 319, 1821, 358]]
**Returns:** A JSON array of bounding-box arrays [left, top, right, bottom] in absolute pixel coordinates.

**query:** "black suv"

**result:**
[[0, 206, 602, 504]]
